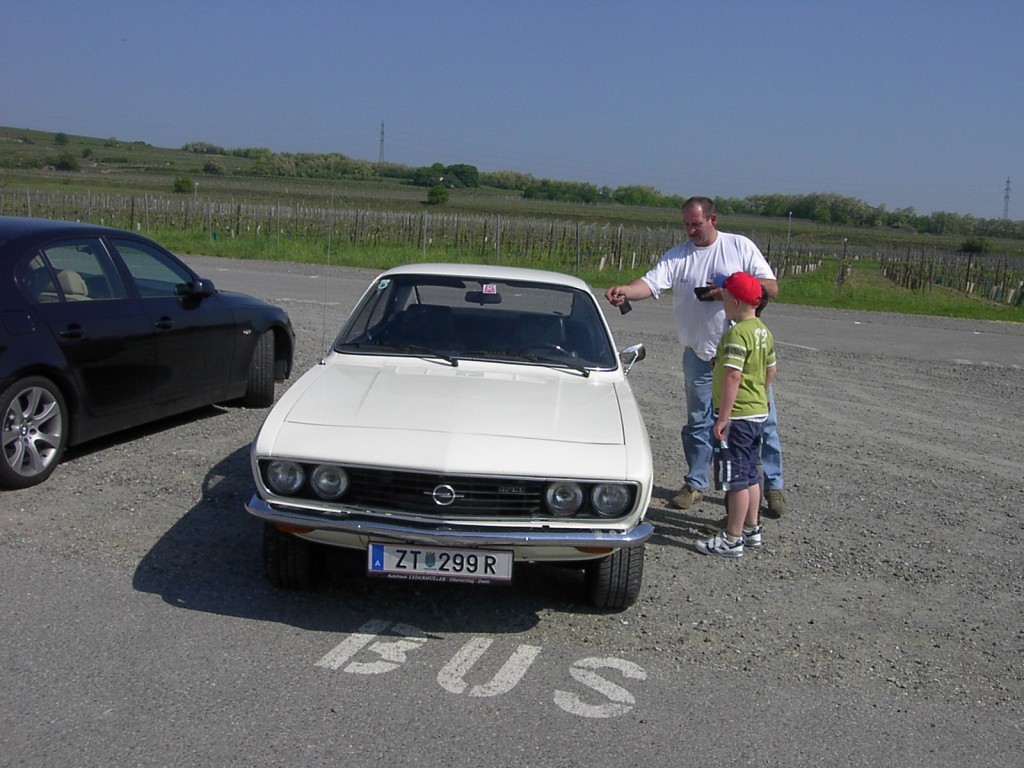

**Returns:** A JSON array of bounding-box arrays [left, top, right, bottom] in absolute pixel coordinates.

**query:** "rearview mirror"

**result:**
[[465, 290, 501, 305]]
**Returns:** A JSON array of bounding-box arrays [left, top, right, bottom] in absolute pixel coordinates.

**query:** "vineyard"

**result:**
[[880, 247, 1024, 307], [1, 187, 823, 278], [4, 186, 1023, 309]]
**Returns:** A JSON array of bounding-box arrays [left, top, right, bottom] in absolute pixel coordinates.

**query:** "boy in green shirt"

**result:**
[[697, 271, 777, 558]]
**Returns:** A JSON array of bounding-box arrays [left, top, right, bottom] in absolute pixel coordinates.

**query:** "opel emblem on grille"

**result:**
[[430, 484, 459, 506]]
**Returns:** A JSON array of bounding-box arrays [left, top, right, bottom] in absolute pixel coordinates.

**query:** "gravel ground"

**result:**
[[3, 258, 1023, 719]]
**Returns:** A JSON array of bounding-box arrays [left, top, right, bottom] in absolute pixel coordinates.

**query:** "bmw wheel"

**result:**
[[0, 376, 69, 489], [240, 331, 276, 408]]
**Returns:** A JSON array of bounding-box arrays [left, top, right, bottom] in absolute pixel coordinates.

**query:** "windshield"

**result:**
[[335, 274, 617, 370]]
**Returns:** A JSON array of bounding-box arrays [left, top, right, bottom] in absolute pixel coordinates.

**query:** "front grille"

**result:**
[[259, 460, 638, 521], [346, 467, 545, 516]]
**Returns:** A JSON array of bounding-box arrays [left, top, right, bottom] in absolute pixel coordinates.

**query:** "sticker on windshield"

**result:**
[[482, 283, 497, 294], [377, 279, 391, 291]]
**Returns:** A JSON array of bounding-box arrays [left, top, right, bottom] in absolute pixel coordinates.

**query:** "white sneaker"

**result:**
[[696, 531, 744, 558]]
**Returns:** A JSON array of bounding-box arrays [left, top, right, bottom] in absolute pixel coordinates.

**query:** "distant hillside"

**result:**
[[2, 124, 1022, 245]]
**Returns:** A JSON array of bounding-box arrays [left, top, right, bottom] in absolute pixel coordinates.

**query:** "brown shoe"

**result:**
[[671, 484, 703, 509], [764, 488, 787, 518]]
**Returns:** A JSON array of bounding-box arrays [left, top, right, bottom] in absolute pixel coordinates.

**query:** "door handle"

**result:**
[[155, 316, 175, 330], [59, 324, 84, 340]]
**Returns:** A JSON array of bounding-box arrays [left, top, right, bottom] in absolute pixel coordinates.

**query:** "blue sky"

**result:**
[[4, 0, 1022, 219]]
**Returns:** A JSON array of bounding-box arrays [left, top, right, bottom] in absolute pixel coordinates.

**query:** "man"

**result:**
[[604, 196, 788, 517]]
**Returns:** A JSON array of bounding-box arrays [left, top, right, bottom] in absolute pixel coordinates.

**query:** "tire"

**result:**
[[0, 376, 69, 490], [585, 543, 645, 610], [262, 523, 320, 590], [240, 332, 275, 408]]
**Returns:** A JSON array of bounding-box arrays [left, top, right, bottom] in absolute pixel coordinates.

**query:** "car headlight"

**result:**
[[310, 464, 349, 499], [545, 481, 584, 516], [590, 484, 631, 517], [266, 460, 305, 495]]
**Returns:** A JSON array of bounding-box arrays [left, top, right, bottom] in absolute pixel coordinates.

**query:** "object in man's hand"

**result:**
[[755, 286, 769, 316], [694, 286, 715, 301], [619, 299, 632, 315]]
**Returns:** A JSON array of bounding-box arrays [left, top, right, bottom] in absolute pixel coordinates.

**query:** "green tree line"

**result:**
[[4, 128, 1020, 242], [184, 141, 1022, 241]]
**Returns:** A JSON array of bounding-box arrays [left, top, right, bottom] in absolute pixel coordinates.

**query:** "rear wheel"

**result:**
[[0, 376, 68, 489], [262, 523, 321, 590], [585, 543, 645, 610], [240, 332, 275, 408]]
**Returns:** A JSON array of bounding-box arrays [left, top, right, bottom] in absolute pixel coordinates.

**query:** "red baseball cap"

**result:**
[[713, 271, 763, 306]]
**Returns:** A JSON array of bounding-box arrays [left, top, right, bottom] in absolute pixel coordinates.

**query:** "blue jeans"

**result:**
[[761, 388, 783, 491], [681, 347, 783, 492]]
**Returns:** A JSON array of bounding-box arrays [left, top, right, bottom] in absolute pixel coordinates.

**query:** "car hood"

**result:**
[[256, 359, 647, 479]]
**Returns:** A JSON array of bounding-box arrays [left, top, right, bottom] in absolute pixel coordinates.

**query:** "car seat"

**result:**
[[57, 270, 90, 300]]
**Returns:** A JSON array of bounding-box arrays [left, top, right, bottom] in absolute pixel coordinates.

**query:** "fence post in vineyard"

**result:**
[[575, 221, 581, 273], [421, 211, 428, 259], [494, 215, 501, 262], [835, 238, 849, 288]]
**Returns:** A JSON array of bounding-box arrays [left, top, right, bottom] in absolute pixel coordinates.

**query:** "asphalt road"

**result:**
[[2, 255, 1022, 768]]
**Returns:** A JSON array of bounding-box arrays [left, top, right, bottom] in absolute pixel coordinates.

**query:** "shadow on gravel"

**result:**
[[60, 405, 227, 464], [132, 446, 621, 635], [645, 485, 727, 551]]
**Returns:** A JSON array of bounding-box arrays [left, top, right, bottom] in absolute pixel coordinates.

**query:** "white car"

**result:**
[[245, 263, 653, 609]]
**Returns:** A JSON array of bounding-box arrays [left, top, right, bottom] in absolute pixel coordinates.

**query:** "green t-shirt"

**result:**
[[712, 317, 776, 419]]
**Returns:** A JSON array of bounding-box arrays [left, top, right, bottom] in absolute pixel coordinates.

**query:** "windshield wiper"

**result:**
[[336, 341, 458, 366], [514, 352, 590, 377]]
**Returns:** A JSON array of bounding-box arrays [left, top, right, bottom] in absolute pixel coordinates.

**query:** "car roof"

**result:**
[[379, 262, 593, 292], [0, 216, 130, 252]]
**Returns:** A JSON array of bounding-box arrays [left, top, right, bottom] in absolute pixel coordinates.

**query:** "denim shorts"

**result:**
[[713, 418, 765, 491]]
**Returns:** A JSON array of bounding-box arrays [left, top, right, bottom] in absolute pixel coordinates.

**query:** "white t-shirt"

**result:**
[[641, 231, 775, 361]]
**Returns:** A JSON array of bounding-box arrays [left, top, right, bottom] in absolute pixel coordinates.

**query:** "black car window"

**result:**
[[16, 254, 58, 303], [109, 238, 193, 297], [18, 239, 126, 303]]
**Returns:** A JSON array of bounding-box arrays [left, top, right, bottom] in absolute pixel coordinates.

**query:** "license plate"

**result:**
[[368, 543, 513, 584]]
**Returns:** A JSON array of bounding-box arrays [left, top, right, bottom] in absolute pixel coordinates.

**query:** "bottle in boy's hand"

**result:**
[[712, 438, 728, 491]]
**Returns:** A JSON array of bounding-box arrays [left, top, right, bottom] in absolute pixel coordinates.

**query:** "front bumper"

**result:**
[[245, 495, 654, 550]]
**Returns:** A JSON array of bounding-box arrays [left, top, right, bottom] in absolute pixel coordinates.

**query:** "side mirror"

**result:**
[[619, 342, 645, 374], [188, 278, 217, 298]]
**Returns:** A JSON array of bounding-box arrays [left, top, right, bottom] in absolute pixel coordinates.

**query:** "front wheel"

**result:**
[[262, 523, 321, 590], [0, 376, 68, 489], [585, 543, 645, 610], [240, 332, 275, 408]]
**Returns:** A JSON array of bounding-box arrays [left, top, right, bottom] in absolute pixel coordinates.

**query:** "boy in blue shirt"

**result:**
[[697, 271, 777, 558]]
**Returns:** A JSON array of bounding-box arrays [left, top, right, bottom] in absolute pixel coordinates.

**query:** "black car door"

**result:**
[[26, 239, 155, 416], [106, 237, 238, 406]]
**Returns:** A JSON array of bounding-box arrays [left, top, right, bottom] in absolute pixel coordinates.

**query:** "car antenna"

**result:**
[[319, 196, 334, 365]]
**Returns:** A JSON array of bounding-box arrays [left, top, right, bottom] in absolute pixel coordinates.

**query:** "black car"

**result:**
[[0, 216, 295, 489]]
